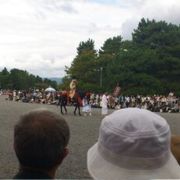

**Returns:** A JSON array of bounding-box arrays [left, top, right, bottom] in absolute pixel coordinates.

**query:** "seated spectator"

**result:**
[[13, 109, 70, 179], [87, 108, 180, 180]]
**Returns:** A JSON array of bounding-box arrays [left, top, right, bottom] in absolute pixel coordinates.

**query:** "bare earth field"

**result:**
[[0, 95, 179, 179]]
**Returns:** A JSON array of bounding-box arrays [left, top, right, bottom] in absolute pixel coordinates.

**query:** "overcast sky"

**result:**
[[0, 0, 180, 78]]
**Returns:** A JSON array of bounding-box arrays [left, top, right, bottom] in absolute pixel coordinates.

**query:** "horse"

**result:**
[[68, 90, 88, 116], [57, 91, 68, 115]]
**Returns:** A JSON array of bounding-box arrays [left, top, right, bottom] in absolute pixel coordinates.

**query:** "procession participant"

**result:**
[[101, 92, 108, 115], [113, 82, 121, 97], [73, 91, 82, 116], [69, 79, 77, 99], [82, 95, 92, 116], [58, 91, 68, 115]]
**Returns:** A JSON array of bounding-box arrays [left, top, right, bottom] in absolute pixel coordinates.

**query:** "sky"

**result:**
[[0, 0, 180, 78]]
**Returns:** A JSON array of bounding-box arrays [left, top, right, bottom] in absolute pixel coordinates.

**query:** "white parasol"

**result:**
[[45, 86, 56, 92]]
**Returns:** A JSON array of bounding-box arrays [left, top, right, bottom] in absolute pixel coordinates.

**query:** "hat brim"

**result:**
[[87, 143, 180, 180]]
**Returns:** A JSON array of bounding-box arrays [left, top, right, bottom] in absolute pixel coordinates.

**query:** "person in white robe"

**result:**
[[82, 96, 92, 116], [101, 93, 108, 115]]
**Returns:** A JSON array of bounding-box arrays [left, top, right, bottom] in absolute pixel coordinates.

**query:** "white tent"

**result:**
[[45, 86, 56, 92]]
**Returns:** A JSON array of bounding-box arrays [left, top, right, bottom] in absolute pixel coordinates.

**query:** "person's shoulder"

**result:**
[[13, 170, 52, 179]]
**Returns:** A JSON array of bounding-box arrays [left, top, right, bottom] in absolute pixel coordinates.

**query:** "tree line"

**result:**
[[0, 68, 57, 90], [61, 18, 180, 96]]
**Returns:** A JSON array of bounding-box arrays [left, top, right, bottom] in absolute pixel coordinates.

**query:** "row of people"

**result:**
[[2, 89, 180, 114], [13, 108, 180, 179], [90, 93, 180, 112], [5, 89, 58, 104]]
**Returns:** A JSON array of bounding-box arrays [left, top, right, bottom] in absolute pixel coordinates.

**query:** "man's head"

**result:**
[[14, 109, 70, 171]]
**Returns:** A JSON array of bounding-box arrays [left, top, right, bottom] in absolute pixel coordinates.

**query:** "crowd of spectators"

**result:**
[[89, 92, 180, 113], [0, 89, 179, 113], [2, 89, 58, 104]]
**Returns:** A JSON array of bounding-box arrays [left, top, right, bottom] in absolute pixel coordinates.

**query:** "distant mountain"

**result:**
[[47, 77, 62, 84]]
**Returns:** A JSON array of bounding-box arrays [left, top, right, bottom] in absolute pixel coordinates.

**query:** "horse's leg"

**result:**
[[60, 105, 64, 114], [64, 105, 67, 114], [74, 105, 77, 115], [78, 104, 81, 116]]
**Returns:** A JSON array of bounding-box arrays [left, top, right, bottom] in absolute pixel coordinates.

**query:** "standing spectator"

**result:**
[[13, 109, 70, 179], [87, 108, 180, 180]]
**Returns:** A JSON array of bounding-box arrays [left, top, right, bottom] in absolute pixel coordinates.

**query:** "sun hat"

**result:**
[[87, 108, 180, 180]]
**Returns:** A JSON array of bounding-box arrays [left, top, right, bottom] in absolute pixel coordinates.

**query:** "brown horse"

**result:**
[[67, 90, 83, 116]]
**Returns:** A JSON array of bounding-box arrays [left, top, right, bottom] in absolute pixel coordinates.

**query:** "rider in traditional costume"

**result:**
[[69, 79, 82, 116], [69, 79, 77, 99]]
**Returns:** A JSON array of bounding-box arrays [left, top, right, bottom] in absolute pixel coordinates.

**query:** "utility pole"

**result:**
[[100, 67, 103, 88]]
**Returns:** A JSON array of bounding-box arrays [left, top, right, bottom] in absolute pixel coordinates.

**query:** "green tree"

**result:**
[[99, 36, 123, 55], [65, 39, 98, 91], [62, 19, 180, 95], [0, 67, 10, 89], [132, 18, 180, 51], [9, 69, 29, 90], [0, 67, 57, 90]]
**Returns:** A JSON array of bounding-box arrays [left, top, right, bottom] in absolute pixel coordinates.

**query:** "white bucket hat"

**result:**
[[87, 108, 180, 180]]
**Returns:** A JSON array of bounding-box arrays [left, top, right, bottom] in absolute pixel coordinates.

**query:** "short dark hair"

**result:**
[[14, 109, 70, 169]]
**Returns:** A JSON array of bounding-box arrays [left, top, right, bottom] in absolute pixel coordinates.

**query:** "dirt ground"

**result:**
[[0, 95, 179, 179]]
